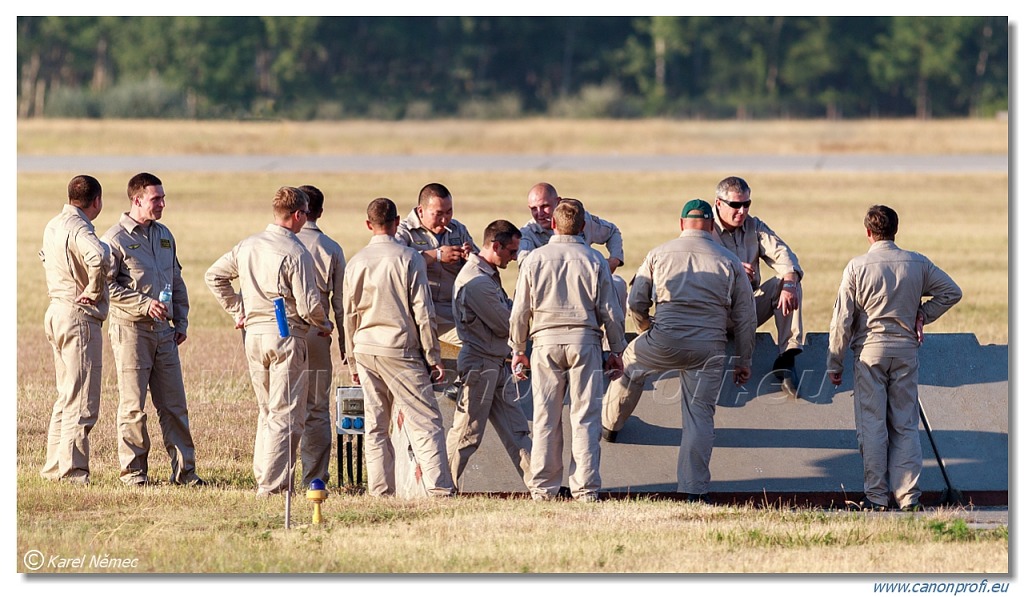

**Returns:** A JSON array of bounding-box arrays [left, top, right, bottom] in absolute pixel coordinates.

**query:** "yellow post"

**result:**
[[306, 479, 329, 525]]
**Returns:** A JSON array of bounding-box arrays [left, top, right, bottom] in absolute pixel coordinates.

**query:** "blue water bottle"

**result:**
[[273, 296, 290, 338]]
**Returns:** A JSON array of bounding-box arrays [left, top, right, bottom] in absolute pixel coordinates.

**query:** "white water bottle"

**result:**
[[159, 283, 172, 306]]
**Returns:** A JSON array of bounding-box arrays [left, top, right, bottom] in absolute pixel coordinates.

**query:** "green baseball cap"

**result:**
[[681, 199, 713, 219]]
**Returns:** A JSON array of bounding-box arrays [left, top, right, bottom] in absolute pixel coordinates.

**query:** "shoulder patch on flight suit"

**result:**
[[127, 243, 141, 250], [160, 239, 172, 249]]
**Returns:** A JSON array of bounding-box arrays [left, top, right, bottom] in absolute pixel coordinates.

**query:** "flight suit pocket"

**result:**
[[110, 323, 147, 370]]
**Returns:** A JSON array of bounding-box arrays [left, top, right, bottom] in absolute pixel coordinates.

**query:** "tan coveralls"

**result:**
[[519, 212, 628, 342], [602, 230, 756, 494], [104, 213, 200, 485], [40, 204, 110, 484], [205, 224, 332, 496], [712, 209, 804, 355], [509, 235, 627, 501], [395, 209, 478, 346], [446, 253, 532, 490], [296, 221, 346, 486], [343, 235, 455, 497], [827, 240, 961, 508]]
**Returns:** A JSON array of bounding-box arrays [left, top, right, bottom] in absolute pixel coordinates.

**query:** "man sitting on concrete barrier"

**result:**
[[712, 176, 804, 393], [602, 199, 755, 501], [447, 220, 532, 491], [510, 200, 626, 502], [827, 205, 962, 511]]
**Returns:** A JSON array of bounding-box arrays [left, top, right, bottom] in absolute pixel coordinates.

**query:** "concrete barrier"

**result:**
[[440, 332, 1008, 506]]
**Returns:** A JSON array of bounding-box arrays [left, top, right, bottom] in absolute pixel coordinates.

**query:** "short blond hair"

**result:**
[[273, 186, 308, 219], [553, 200, 584, 235]]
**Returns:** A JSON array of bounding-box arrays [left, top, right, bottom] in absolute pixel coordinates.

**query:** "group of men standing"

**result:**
[[41, 173, 203, 487], [41, 173, 961, 512]]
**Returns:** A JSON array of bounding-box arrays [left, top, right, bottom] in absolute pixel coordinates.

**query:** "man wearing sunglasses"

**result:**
[[712, 176, 804, 393]]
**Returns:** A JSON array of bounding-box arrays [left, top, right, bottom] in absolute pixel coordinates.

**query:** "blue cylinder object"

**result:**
[[341, 417, 352, 429], [273, 297, 290, 338], [353, 417, 364, 430], [310, 478, 326, 491]]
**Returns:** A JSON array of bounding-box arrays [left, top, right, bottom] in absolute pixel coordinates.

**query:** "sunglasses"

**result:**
[[721, 199, 751, 209]]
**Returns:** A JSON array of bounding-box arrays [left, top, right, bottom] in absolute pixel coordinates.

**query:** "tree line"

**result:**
[[17, 16, 1008, 120]]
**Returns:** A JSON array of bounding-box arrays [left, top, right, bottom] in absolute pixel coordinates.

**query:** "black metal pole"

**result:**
[[346, 436, 354, 486], [357, 434, 363, 486], [918, 400, 964, 505]]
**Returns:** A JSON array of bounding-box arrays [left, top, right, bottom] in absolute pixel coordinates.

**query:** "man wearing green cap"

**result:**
[[712, 176, 804, 392], [601, 199, 755, 501]]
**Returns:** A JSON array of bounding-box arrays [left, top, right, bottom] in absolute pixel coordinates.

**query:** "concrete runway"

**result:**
[[411, 333, 1008, 511], [16, 153, 1008, 174]]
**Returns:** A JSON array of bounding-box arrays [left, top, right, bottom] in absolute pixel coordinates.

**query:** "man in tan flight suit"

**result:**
[[602, 200, 756, 500], [447, 219, 532, 491], [712, 176, 804, 390], [205, 186, 333, 496], [828, 205, 961, 511], [40, 174, 110, 485], [510, 201, 626, 502], [518, 183, 628, 324], [103, 172, 203, 486], [295, 184, 346, 487], [395, 182, 478, 347], [344, 197, 455, 498], [396, 182, 478, 401]]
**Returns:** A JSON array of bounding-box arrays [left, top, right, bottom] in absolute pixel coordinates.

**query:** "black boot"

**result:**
[[443, 377, 463, 401], [772, 348, 802, 381]]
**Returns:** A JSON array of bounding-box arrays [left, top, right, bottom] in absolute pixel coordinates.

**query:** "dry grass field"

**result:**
[[16, 117, 1009, 156], [12, 119, 1009, 579]]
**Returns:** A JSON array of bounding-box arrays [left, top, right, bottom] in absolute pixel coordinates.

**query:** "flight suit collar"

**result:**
[[550, 234, 584, 244], [525, 219, 553, 239], [62, 204, 94, 230], [119, 212, 150, 235], [466, 252, 498, 276], [265, 223, 297, 238], [868, 240, 899, 252]]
